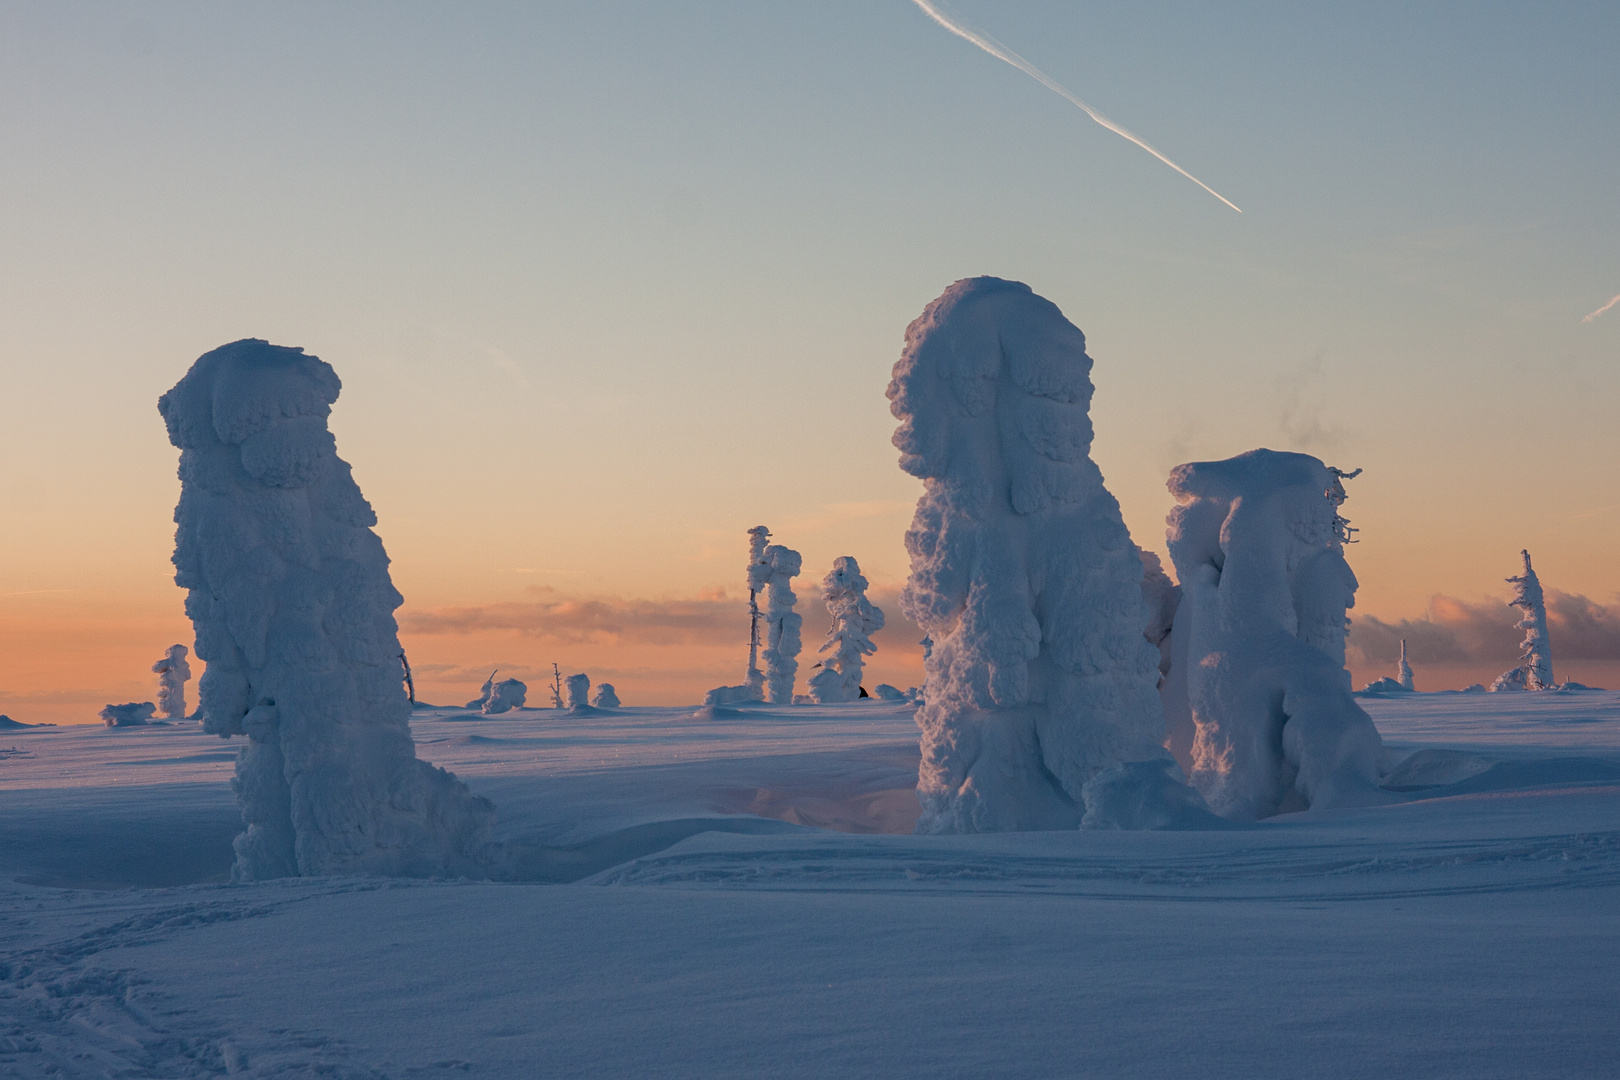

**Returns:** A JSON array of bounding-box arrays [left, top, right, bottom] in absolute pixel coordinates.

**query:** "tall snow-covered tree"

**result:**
[[565, 673, 591, 710], [745, 526, 772, 698], [1163, 449, 1386, 819], [160, 339, 494, 880], [759, 544, 803, 704], [1397, 639, 1415, 691], [152, 644, 191, 719], [1507, 549, 1554, 690], [890, 277, 1207, 833], [807, 556, 886, 703]]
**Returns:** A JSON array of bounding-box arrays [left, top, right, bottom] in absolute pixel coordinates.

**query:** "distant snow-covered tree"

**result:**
[[101, 702, 156, 728], [466, 670, 499, 710], [807, 556, 885, 703], [482, 679, 527, 714], [1397, 638, 1415, 692], [706, 527, 774, 706], [593, 683, 620, 708], [1507, 549, 1554, 690], [760, 544, 803, 704], [152, 644, 192, 719], [565, 673, 591, 710]]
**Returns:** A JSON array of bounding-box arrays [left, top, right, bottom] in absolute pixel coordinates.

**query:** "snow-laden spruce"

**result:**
[[704, 526, 774, 706], [759, 544, 804, 705], [1493, 550, 1554, 691], [1397, 639, 1416, 691], [1162, 449, 1385, 819], [592, 683, 620, 708], [807, 556, 885, 703], [890, 277, 1208, 833], [152, 644, 192, 719], [160, 339, 495, 880]]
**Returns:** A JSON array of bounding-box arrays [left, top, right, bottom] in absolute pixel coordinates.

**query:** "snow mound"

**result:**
[[160, 338, 496, 880], [100, 702, 157, 728], [1358, 677, 1413, 696], [872, 684, 907, 702], [1079, 760, 1228, 830], [0, 714, 45, 728], [889, 277, 1196, 833], [1164, 448, 1386, 819], [690, 705, 747, 721], [1382, 749, 1497, 790]]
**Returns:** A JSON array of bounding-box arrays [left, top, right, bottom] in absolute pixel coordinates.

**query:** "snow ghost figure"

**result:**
[[481, 678, 527, 715], [1162, 449, 1386, 819], [564, 673, 591, 710], [889, 277, 1204, 833], [1493, 550, 1553, 691], [1397, 639, 1415, 691], [759, 544, 803, 704], [152, 644, 192, 719], [101, 702, 156, 728], [160, 339, 495, 880], [807, 556, 885, 703], [593, 683, 620, 708]]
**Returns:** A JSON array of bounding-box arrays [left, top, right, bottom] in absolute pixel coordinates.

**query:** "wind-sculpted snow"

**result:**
[[159, 338, 495, 880], [1164, 449, 1386, 818], [889, 277, 1201, 833]]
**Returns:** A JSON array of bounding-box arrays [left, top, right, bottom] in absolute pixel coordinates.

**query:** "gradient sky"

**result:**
[[3, 1, 1618, 721]]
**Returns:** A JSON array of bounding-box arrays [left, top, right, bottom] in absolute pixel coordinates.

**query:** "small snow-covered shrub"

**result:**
[[482, 679, 527, 714], [101, 702, 157, 728], [593, 683, 620, 708]]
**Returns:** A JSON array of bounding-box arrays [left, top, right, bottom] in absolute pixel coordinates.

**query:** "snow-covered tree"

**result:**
[[593, 683, 620, 708], [565, 673, 591, 710], [1507, 549, 1554, 690], [745, 526, 771, 698], [482, 679, 526, 714], [152, 644, 191, 719], [705, 527, 774, 706], [466, 670, 499, 710], [1397, 638, 1415, 691], [160, 339, 495, 880], [759, 544, 803, 704], [890, 277, 1209, 833], [1162, 449, 1386, 819], [807, 556, 886, 703]]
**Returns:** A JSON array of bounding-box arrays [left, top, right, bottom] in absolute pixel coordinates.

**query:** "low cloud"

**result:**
[[1349, 590, 1620, 668], [400, 584, 925, 654]]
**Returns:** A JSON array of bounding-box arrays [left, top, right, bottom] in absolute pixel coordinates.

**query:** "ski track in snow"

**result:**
[[1, 693, 1617, 1077]]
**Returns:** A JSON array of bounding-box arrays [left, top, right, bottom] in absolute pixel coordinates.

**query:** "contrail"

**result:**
[[1583, 293, 1620, 323], [910, 0, 1241, 213]]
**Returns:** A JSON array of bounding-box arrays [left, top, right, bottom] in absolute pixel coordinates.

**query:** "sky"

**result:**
[[2, 1, 1617, 721]]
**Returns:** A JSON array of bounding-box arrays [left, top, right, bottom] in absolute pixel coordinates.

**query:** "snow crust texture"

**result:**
[[151, 644, 192, 719], [159, 339, 495, 880], [808, 556, 885, 703], [1163, 448, 1385, 819], [889, 277, 1190, 833]]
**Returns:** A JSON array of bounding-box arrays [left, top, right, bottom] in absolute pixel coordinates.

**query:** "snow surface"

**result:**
[[1, 692, 1617, 1077]]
